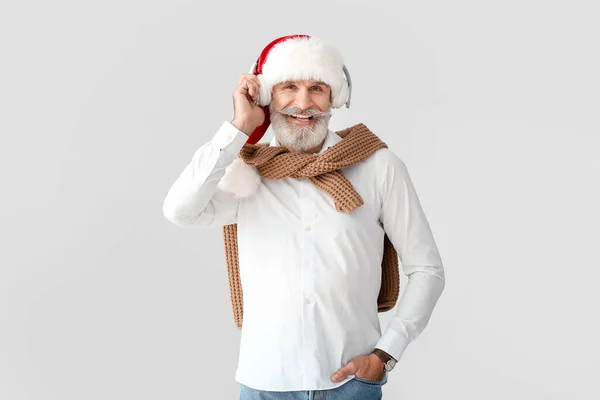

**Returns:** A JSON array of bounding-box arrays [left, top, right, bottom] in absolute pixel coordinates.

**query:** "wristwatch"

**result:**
[[371, 348, 397, 372]]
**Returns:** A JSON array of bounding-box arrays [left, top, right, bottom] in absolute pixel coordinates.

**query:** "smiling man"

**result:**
[[162, 34, 446, 400]]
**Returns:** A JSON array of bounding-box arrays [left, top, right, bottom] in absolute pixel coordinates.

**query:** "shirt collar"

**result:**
[[269, 128, 341, 155]]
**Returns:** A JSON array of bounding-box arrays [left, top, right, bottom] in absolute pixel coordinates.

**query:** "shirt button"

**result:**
[[305, 298, 311, 304], [305, 225, 311, 231]]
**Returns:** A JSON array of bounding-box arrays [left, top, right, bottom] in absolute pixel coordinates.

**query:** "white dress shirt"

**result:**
[[162, 121, 445, 391]]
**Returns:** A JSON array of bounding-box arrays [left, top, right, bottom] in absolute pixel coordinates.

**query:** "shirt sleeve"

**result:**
[[162, 121, 249, 228], [374, 150, 446, 362]]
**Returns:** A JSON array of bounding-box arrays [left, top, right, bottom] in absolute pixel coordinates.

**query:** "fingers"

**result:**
[[236, 74, 260, 101], [331, 360, 358, 382], [237, 73, 259, 85]]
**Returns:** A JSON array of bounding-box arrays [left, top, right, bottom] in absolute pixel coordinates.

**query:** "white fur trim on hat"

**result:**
[[217, 157, 261, 198], [261, 36, 344, 104]]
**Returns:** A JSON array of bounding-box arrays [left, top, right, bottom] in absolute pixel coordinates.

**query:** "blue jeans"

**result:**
[[239, 372, 388, 399]]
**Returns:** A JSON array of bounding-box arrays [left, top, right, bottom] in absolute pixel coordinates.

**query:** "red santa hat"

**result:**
[[252, 34, 350, 109]]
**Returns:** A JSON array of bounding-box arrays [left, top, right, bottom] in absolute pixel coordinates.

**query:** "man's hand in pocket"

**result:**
[[330, 354, 385, 383]]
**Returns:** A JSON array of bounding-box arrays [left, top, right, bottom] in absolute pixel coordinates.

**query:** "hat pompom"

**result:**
[[217, 157, 261, 198]]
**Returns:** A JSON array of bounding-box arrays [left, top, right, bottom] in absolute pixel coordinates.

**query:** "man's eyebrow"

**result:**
[[279, 80, 329, 86]]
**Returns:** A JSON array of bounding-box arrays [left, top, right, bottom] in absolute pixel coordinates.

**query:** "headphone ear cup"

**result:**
[[331, 79, 349, 109], [255, 74, 271, 107]]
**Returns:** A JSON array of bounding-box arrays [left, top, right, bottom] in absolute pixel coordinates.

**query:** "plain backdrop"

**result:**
[[1, 0, 599, 399]]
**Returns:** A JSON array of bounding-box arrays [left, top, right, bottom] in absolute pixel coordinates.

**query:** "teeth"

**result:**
[[292, 114, 311, 119]]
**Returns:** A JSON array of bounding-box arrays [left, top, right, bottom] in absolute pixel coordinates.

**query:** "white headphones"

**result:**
[[248, 62, 352, 109], [248, 34, 352, 109]]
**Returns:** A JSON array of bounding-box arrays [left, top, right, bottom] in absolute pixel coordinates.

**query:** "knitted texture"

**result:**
[[222, 123, 400, 329]]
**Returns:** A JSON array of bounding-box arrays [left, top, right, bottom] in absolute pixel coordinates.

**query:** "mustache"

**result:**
[[278, 106, 332, 119]]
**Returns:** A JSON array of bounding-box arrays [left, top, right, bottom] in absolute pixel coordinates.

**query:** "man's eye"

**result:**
[[311, 86, 322, 91]]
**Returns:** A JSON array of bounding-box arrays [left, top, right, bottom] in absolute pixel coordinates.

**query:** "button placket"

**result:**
[[300, 181, 319, 383], [301, 195, 316, 301]]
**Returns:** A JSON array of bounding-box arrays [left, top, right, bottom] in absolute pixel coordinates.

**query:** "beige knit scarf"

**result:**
[[222, 123, 400, 329]]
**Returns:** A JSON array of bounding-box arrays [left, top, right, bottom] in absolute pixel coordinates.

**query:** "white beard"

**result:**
[[217, 102, 332, 199], [269, 101, 332, 153]]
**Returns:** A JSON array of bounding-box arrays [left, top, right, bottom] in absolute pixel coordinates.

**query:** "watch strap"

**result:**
[[372, 348, 395, 364]]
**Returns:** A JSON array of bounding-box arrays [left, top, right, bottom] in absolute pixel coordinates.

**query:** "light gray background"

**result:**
[[1, 0, 598, 399]]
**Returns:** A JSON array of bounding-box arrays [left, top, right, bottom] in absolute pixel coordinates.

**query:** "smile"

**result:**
[[287, 115, 316, 125], [290, 114, 314, 120]]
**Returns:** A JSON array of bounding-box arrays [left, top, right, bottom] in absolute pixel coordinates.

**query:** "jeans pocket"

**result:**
[[353, 375, 384, 385]]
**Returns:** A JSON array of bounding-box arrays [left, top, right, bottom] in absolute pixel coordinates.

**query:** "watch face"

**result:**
[[385, 359, 397, 371]]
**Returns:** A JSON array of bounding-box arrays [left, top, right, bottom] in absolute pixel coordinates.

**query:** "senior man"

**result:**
[[162, 34, 445, 400]]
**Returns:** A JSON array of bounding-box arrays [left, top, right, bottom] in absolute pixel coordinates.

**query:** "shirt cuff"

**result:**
[[374, 329, 410, 362], [212, 121, 249, 154]]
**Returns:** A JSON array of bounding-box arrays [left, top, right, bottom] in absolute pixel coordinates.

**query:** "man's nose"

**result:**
[[294, 89, 312, 110]]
